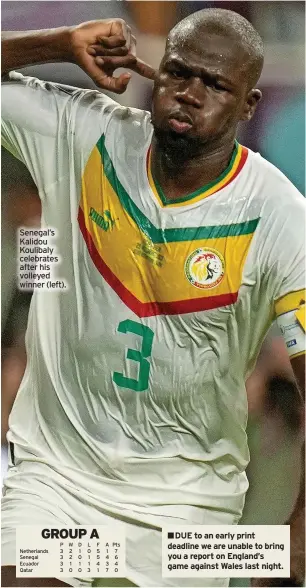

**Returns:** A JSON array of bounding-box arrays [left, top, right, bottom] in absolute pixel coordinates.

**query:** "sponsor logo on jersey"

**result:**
[[133, 238, 165, 267], [89, 207, 116, 232], [287, 339, 297, 348], [185, 248, 225, 289]]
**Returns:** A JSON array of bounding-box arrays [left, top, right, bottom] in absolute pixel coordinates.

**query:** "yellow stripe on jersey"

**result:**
[[147, 142, 249, 208], [78, 141, 258, 316], [275, 289, 306, 317]]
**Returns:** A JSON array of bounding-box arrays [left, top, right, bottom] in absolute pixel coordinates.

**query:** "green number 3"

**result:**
[[112, 319, 154, 392]]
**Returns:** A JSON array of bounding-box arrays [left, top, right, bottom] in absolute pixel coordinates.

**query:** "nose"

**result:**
[[175, 78, 202, 109]]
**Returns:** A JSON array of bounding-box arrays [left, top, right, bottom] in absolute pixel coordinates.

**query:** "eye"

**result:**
[[202, 74, 228, 92], [165, 64, 189, 79], [171, 70, 183, 78], [213, 81, 228, 92], [168, 68, 185, 79]]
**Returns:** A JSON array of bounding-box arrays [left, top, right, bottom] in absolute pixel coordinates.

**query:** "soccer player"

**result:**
[[1, 9, 305, 588]]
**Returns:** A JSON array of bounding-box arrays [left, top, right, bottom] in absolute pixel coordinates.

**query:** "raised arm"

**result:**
[[2, 19, 156, 94]]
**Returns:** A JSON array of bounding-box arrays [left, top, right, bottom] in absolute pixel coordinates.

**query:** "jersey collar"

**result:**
[[147, 141, 248, 208]]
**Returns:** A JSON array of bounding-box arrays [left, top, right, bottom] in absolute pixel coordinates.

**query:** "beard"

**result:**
[[152, 124, 206, 171]]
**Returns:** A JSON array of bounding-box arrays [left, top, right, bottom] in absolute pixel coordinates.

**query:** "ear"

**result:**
[[240, 89, 262, 122]]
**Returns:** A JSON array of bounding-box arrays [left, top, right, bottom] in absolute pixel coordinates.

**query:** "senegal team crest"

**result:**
[[185, 248, 225, 289]]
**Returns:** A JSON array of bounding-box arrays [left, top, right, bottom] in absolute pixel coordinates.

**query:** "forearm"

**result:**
[[289, 442, 305, 522], [286, 442, 305, 584], [289, 356, 305, 522], [1, 28, 72, 75]]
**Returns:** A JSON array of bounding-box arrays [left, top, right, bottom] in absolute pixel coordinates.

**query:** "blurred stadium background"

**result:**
[[1, 2, 305, 587]]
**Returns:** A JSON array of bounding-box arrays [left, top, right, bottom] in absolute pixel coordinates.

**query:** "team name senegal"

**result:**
[[19, 228, 55, 237]]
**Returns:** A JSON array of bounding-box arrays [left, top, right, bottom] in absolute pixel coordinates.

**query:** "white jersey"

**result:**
[[2, 73, 305, 526]]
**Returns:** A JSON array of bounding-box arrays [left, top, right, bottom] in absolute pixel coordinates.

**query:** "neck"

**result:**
[[151, 135, 237, 202]]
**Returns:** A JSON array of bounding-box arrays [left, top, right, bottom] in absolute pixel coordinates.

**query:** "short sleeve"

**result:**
[[1, 72, 119, 195], [264, 187, 306, 318]]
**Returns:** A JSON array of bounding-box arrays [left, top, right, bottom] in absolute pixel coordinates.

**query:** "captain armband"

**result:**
[[277, 305, 306, 358]]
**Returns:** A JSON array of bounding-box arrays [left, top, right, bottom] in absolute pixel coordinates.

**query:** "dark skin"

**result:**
[[150, 30, 262, 200], [1, 14, 304, 588], [253, 354, 305, 588]]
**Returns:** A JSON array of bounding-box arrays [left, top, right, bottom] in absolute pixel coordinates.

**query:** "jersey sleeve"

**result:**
[[264, 186, 306, 358], [271, 193, 306, 318], [1, 71, 118, 196]]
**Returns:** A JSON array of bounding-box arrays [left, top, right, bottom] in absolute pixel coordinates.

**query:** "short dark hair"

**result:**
[[168, 8, 264, 87]]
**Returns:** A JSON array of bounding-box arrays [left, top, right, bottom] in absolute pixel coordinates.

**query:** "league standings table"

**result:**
[[16, 526, 126, 578]]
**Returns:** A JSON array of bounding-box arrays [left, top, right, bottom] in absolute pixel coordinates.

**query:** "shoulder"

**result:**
[[244, 148, 305, 219], [2, 72, 152, 154], [2, 71, 151, 131]]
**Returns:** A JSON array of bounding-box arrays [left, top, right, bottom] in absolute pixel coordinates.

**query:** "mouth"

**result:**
[[168, 112, 193, 134]]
